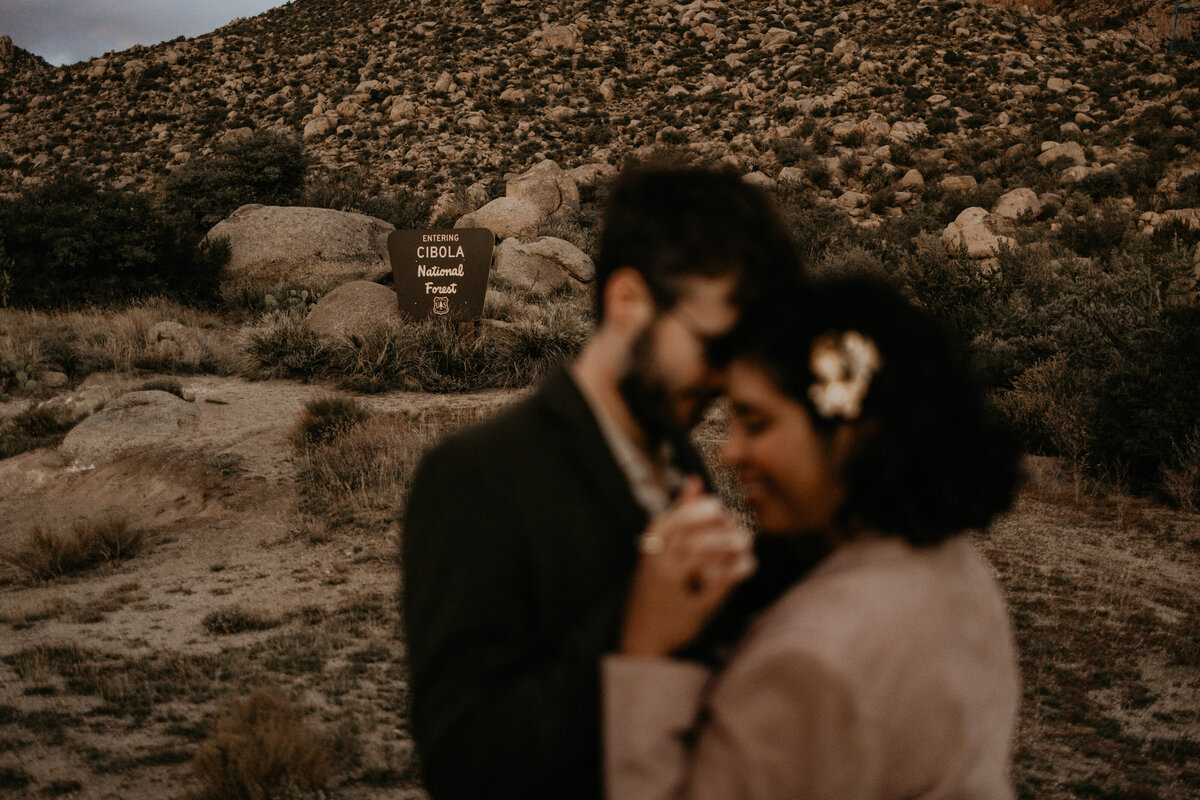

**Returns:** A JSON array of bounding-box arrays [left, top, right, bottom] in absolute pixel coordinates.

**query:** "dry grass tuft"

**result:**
[[298, 407, 487, 529], [293, 393, 371, 450], [0, 299, 234, 387], [203, 606, 286, 636], [1, 510, 143, 581], [0, 402, 80, 459], [185, 686, 352, 800]]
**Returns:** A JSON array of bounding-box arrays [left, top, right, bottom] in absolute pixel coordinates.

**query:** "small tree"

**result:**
[[164, 131, 310, 234]]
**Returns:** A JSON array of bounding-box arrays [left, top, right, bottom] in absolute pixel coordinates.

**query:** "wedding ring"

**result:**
[[638, 533, 665, 554]]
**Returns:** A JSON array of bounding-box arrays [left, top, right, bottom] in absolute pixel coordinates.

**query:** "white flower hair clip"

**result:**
[[807, 331, 883, 421]]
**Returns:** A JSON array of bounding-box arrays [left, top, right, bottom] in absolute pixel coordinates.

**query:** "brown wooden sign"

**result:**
[[388, 228, 494, 321]]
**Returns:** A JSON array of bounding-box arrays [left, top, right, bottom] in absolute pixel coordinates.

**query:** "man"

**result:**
[[402, 165, 802, 800]]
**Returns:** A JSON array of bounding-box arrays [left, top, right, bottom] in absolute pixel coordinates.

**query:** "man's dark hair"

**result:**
[[594, 166, 802, 317], [716, 276, 1021, 546]]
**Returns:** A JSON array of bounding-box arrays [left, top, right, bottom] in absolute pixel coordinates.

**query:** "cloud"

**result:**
[[0, 0, 284, 65]]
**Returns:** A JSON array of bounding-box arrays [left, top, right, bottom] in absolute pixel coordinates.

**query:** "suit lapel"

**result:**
[[535, 367, 648, 541]]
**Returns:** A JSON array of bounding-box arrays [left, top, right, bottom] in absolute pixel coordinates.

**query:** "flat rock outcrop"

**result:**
[[61, 390, 199, 463]]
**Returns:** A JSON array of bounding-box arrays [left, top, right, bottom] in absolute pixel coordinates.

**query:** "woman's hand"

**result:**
[[620, 479, 756, 657]]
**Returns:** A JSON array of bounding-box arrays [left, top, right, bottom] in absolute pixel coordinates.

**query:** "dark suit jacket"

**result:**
[[402, 365, 810, 800], [402, 366, 709, 800]]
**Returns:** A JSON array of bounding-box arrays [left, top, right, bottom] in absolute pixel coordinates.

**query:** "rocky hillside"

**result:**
[[0, 0, 1197, 207], [0, 34, 49, 96]]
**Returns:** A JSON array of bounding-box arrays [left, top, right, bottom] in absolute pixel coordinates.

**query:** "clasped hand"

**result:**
[[620, 478, 756, 657]]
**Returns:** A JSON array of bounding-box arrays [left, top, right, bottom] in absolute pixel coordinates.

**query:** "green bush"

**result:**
[[163, 131, 309, 234], [301, 167, 431, 229], [1092, 305, 1200, 495], [784, 209, 1197, 503], [0, 171, 227, 308]]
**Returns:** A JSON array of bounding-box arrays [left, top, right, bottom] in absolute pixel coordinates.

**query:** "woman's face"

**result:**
[[720, 361, 847, 537]]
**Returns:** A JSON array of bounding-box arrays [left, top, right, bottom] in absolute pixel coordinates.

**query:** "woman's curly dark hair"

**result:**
[[714, 275, 1021, 545]]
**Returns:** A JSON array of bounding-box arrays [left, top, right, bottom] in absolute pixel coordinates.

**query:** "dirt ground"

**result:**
[[1, 374, 1197, 799]]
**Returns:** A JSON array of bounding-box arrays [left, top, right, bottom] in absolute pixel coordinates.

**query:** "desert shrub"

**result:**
[[1091, 306, 1200, 496], [186, 687, 352, 800], [298, 407, 486, 528], [203, 607, 285, 635], [293, 393, 371, 449], [927, 107, 959, 135], [0, 299, 233, 382], [301, 167, 431, 229], [0, 403, 79, 459], [1078, 168, 1125, 200], [163, 131, 309, 234], [0, 171, 227, 308], [879, 223, 1199, 502], [2, 510, 142, 581], [809, 125, 832, 154], [837, 127, 866, 148], [1176, 171, 1200, 207], [777, 190, 856, 265], [1161, 433, 1200, 511], [772, 136, 811, 167], [243, 294, 590, 393], [242, 310, 326, 379], [1057, 199, 1133, 258]]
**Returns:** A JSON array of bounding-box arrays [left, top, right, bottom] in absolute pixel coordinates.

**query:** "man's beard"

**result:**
[[618, 327, 711, 455]]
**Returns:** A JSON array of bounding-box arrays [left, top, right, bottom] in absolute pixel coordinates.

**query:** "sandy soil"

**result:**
[[0, 374, 1197, 799]]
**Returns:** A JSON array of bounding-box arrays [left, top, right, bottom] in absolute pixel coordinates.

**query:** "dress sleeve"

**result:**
[[603, 647, 869, 800]]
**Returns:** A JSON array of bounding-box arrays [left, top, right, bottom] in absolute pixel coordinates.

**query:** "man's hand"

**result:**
[[620, 478, 756, 657]]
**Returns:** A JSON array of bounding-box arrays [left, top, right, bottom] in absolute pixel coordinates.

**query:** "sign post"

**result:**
[[388, 228, 494, 322]]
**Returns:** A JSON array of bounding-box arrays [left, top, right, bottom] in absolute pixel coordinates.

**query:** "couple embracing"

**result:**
[[402, 166, 1022, 800]]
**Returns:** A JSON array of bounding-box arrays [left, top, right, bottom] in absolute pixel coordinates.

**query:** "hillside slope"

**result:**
[[1, 0, 1197, 202]]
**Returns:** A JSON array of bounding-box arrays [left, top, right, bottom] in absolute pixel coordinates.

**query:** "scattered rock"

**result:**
[[992, 188, 1043, 220], [566, 162, 617, 188], [897, 169, 924, 189], [505, 160, 580, 219], [836, 190, 869, 209], [1037, 141, 1087, 167], [40, 371, 69, 390], [940, 175, 978, 193], [889, 121, 928, 143], [943, 207, 1016, 258], [206, 205, 393, 294]]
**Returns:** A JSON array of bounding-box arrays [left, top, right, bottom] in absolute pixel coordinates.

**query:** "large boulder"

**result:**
[[505, 160, 580, 219], [206, 205, 393, 295], [943, 207, 1015, 259], [493, 237, 594, 294], [888, 120, 928, 143], [456, 196, 544, 240], [304, 280, 401, 341], [61, 390, 199, 463], [992, 188, 1043, 220], [1037, 141, 1086, 167], [566, 162, 617, 189]]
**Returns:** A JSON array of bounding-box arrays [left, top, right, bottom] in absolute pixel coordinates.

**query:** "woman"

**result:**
[[605, 277, 1022, 800]]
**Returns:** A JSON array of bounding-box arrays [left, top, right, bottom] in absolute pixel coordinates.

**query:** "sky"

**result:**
[[0, 0, 288, 66]]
